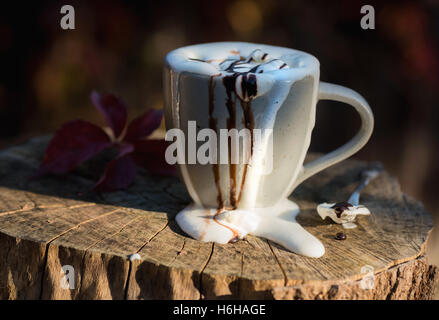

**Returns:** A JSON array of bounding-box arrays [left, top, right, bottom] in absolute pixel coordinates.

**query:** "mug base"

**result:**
[[175, 199, 325, 258]]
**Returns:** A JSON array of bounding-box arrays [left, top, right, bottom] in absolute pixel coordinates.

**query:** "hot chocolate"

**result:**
[[163, 42, 374, 258]]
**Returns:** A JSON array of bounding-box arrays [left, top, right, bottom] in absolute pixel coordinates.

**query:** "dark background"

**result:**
[[1, 0, 439, 219]]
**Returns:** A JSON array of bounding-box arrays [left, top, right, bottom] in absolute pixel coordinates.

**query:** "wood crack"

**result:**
[[134, 221, 169, 254], [168, 238, 186, 267], [266, 240, 287, 286], [84, 215, 142, 252], [0, 202, 96, 217], [0, 204, 35, 217], [44, 209, 120, 244], [37, 208, 120, 299], [38, 243, 50, 299], [74, 215, 143, 299], [122, 220, 170, 300], [237, 251, 244, 298], [123, 260, 133, 300], [386, 268, 401, 299], [198, 243, 214, 299]]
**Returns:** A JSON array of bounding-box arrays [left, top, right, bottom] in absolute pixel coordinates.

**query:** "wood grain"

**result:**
[[0, 136, 437, 299]]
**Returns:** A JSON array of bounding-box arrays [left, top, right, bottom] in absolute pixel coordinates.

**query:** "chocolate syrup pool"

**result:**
[[169, 45, 325, 258]]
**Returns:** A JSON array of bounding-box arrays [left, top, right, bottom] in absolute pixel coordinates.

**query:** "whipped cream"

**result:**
[[188, 49, 291, 102], [216, 49, 289, 73], [166, 42, 318, 79]]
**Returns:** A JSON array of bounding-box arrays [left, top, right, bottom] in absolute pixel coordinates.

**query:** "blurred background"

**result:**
[[1, 0, 438, 275]]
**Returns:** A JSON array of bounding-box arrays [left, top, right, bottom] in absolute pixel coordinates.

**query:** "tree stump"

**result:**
[[0, 136, 437, 300]]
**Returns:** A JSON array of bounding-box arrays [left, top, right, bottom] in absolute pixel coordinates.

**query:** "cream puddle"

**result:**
[[176, 199, 325, 258]]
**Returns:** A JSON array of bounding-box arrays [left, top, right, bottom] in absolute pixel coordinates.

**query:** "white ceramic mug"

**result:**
[[163, 42, 373, 257], [164, 42, 373, 208]]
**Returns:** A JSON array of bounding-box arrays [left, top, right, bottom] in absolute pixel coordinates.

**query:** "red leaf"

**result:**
[[116, 142, 134, 155], [124, 109, 163, 142], [38, 120, 111, 175], [94, 154, 137, 192], [91, 91, 127, 138], [132, 139, 177, 176]]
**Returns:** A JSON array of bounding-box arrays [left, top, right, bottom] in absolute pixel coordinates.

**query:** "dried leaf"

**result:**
[[36, 91, 171, 192], [91, 91, 127, 138], [38, 120, 111, 175], [94, 153, 137, 192], [116, 142, 135, 156], [124, 109, 163, 142]]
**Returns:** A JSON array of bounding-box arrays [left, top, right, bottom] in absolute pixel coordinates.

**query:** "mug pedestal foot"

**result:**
[[175, 199, 325, 258]]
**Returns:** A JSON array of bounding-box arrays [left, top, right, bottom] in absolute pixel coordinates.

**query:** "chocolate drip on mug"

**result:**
[[240, 74, 257, 100], [209, 77, 240, 240], [237, 99, 255, 203], [208, 75, 224, 209], [222, 72, 257, 208], [223, 75, 239, 209], [221, 63, 258, 208], [207, 51, 285, 212], [188, 58, 206, 63]]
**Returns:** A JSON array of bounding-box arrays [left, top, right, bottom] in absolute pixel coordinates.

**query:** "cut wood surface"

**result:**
[[0, 136, 437, 299]]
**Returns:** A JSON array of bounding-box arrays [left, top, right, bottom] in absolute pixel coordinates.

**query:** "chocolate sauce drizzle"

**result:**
[[189, 58, 206, 63], [213, 209, 240, 243], [206, 66, 257, 243], [331, 201, 353, 218], [208, 75, 224, 209], [206, 51, 280, 243], [237, 98, 255, 204], [222, 75, 238, 208], [222, 68, 257, 208]]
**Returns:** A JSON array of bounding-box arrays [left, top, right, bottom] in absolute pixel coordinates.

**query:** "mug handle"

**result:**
[[289, 81, 374, 192]]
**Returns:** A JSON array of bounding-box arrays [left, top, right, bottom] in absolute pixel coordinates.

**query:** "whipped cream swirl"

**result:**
[[213, 49, 289, 74]]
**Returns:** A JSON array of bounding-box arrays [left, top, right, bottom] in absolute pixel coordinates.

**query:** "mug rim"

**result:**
[[164, 41, 320, 80]]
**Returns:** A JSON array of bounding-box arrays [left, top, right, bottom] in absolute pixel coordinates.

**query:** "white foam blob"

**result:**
[[128, 253, 141, 261], [317, 202, 370, 224], [176, 199, 325, 258], [342, 222, 358, 229]]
